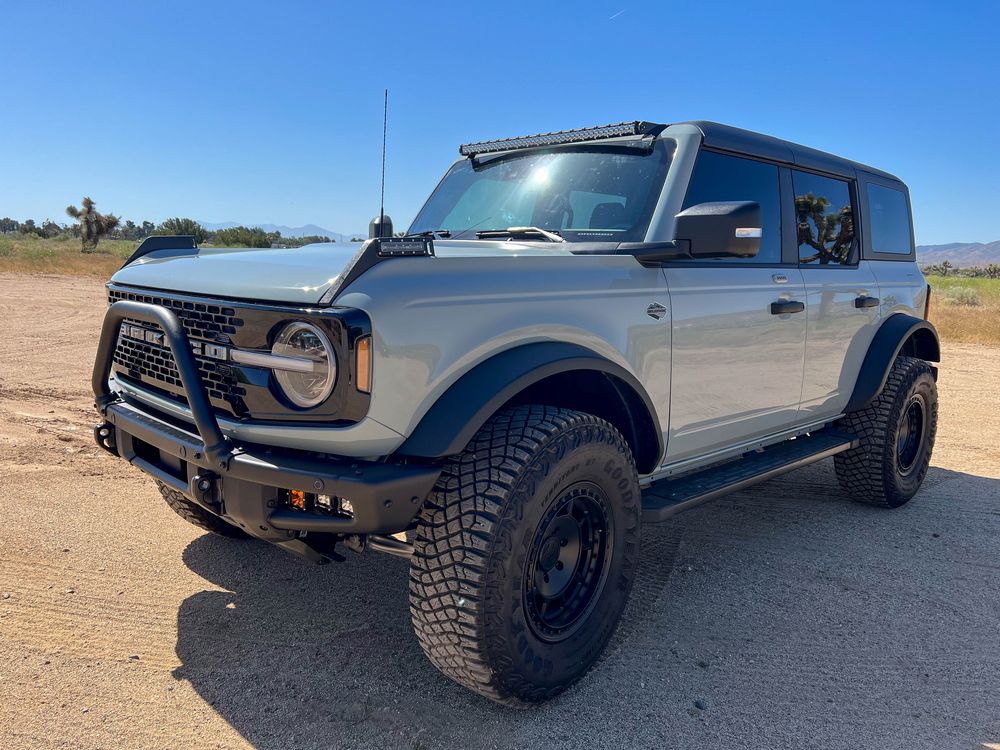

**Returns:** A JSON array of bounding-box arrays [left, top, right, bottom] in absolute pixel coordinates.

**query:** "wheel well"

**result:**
[[504, 369, 661, 474], [899, 326, 940, 362]]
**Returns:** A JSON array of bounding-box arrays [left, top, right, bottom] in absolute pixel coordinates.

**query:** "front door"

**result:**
[[661, 150, 807, 465], [663, 266, 807, 464]]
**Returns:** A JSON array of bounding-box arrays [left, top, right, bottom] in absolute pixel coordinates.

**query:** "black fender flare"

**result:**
[[396, 342, 664, 470], [845, 314, 940, 413]]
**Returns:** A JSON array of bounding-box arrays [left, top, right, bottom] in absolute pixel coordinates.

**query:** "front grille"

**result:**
[[108, 290, 249, 416], [108, 288, 244, 342]]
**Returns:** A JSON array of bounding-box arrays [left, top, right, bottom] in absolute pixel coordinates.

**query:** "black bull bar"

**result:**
[[92, 300, 440, 556]]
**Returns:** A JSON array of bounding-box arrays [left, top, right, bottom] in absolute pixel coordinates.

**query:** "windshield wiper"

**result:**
[[404, 229, 451, 239], [475, 226, 566, 243]]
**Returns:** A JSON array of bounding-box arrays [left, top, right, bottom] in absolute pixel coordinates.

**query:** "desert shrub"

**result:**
[[941, 286, 980, 306]]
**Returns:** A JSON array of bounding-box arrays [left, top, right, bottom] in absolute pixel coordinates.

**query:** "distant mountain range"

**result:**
[[198, 221, 367, 240], [917, 241, 1000, 267]]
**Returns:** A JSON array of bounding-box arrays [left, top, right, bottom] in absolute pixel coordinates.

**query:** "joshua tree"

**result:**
[[796, 193, 854, 264], [985, 263, 1000, 280], [940, 260, 954, 277], [66, 197, 120, 252]]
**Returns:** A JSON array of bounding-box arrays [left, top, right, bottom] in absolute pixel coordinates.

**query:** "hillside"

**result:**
[[197, 221, 367, 240], [917, 241, 1000, 267]]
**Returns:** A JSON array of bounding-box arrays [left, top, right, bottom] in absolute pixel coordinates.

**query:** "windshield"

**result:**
[[409, 140, 674, 243]]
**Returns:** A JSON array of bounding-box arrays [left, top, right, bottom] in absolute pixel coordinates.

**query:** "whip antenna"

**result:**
[[379, 89, 388, 235]]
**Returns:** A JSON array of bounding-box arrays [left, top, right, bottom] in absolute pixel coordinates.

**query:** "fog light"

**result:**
[[316, 494, 334, 512], [289, 489, 306, 510]]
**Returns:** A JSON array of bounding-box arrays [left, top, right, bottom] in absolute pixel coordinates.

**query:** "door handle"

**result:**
[[770, 300, 805, 315], [854, 295, 880, 309]]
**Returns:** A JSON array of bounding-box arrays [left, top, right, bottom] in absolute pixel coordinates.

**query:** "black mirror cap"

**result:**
[[674, 201, 761, 259]]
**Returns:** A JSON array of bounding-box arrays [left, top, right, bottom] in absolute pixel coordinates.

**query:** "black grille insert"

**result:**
[[108, 288, 244, 342], [108, 290, 249, 416]]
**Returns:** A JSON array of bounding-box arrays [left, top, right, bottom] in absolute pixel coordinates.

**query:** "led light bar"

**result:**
[[375, 237, 434, 257], [458, 121, 661, 157]]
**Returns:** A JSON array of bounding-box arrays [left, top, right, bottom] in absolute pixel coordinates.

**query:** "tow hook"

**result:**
[[94, 423, 117, 455], [190, 473, 220, 507]]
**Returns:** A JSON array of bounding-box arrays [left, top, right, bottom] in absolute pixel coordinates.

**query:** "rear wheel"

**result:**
[[408, 405, 640, 705], [156, 482, 249, 538], [834, 356, 937, 508]]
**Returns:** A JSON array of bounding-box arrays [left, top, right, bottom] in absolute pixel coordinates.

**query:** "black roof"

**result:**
[[680, 120, 902, 183]]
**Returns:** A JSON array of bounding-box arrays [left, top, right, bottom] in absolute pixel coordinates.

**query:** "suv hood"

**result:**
[[111, 240, 576, 305], [111, 243, 362, 305]]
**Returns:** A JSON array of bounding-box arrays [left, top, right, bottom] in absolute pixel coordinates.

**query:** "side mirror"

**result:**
[[674, 201, 761, 259]]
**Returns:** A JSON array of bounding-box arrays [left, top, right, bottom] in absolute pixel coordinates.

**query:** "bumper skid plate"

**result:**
[[92, 301, 441, 557]]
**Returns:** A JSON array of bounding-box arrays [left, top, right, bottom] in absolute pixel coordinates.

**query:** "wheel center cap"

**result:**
[[539, 537, 561, 571]]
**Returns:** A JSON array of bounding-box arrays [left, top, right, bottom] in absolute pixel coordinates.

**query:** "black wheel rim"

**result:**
[[523, 482, 614, 643], [896, 396, 926, 475]]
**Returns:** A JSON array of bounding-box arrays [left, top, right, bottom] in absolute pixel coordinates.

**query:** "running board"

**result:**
[[641, 430, 858, 523]]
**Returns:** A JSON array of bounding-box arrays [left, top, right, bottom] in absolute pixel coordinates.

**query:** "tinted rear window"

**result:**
[[793, 171, 857, 265], [867, 183, 912, 255]]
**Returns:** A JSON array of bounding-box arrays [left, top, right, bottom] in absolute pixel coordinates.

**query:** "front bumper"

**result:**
[[93, 300, 440, 560]]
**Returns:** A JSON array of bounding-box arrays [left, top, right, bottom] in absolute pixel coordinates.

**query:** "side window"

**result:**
[[682, 151, 781, 263], [793, 171, 857, 265], [867, 183, 913, 255]]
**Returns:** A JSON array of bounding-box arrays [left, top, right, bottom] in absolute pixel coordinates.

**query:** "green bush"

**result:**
[[941, 285, 980, 306]]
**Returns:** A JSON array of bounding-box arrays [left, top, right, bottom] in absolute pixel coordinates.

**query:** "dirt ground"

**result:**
[[1, 272, 998, 750]]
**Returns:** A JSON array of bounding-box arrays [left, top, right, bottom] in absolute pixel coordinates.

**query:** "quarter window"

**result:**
[[867, 183, 913, 255], [793, 171, 856, 265], [682, 151, 781, 263]]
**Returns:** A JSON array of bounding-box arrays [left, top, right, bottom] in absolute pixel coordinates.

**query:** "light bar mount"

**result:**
[[458, 121, 665, 157]]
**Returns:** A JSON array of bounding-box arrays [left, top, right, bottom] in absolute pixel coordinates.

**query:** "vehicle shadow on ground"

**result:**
[[174, 462, 1000, 750]]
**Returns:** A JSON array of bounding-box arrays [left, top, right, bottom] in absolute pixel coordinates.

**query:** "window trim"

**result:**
[[858, 172, 916, 262]]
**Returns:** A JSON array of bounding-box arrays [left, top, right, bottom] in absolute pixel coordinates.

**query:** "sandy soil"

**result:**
[[1, 272, 998, 750]]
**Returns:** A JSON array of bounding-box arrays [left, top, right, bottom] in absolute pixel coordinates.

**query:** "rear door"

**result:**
[[791, 169, 881, 418], [663, 151, 807, 465]]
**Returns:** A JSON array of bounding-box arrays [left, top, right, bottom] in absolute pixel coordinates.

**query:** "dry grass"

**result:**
[[926, 275, 1000, 346], [0, 235, 137, 277]]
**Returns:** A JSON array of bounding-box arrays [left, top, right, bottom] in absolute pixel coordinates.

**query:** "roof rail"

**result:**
[[458, 121, 665, 157]]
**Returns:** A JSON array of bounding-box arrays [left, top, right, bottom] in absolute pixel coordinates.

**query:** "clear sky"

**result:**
[[2, 0, 997, 244]]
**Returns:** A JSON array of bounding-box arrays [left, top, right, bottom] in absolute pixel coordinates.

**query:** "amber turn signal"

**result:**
[[356, 336, 372, 393]]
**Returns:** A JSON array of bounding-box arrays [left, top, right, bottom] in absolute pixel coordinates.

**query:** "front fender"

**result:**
[[396, 342, 663, 466]]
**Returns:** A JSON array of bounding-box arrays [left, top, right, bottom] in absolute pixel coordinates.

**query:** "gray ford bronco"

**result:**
[[92, 120, 939, 705]]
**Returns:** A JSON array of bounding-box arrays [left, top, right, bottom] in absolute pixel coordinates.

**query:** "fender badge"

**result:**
[[646, 302, 667, 320]]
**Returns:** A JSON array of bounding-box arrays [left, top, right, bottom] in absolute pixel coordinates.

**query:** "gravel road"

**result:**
[[1, 272, 998, 750]]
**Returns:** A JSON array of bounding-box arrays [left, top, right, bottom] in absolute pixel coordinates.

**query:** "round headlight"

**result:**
[[271, 322, 337, 408]]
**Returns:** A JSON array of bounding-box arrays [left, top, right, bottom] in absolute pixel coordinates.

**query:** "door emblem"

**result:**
[[646, 302, 667, 320]]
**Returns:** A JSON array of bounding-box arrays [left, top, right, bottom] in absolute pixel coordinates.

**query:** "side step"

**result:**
[[641, 430, 858, 523]]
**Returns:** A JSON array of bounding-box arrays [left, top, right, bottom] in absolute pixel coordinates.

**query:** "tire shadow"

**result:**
[[174, 461, 1000, 750]]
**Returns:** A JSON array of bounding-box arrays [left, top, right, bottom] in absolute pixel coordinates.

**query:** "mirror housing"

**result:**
[[674, 201, 761, 259]]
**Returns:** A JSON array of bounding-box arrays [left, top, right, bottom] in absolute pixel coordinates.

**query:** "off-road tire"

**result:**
[[409, 405, 641, 705], [834, 356, 937, 508], [156, 481, 249, 538]]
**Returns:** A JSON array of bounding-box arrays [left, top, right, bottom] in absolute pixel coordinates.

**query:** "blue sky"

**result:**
[[1, 0, 997, 244]]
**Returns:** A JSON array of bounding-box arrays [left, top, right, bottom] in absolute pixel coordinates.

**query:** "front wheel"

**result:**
[[409, 405, 640, 705], [156, 482, 249, 538], [835, 356, 938, 508]]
